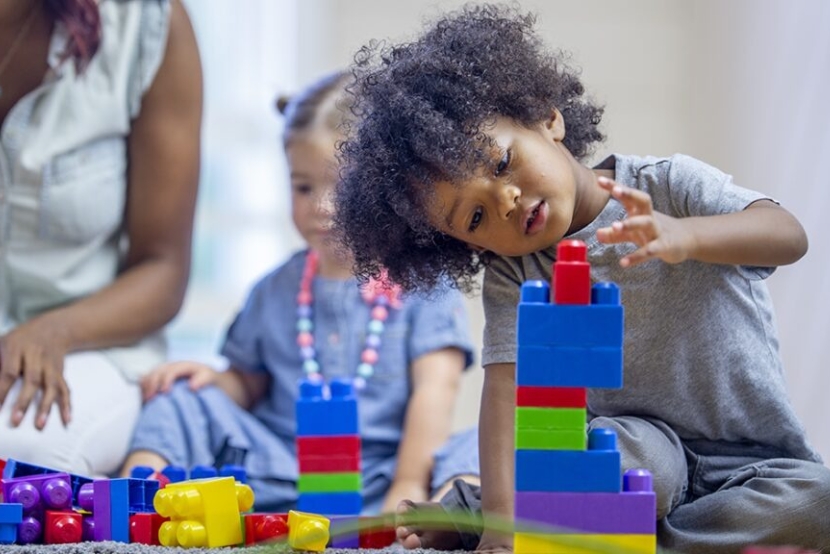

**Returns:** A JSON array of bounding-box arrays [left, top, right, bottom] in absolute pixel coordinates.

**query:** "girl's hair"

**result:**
[[43, 0, 102, 71], [334, 3, 605, 292], [276, 71, 354, 144]]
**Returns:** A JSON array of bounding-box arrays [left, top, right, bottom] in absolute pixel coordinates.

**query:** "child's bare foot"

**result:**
[[396, 499, 465, 550]]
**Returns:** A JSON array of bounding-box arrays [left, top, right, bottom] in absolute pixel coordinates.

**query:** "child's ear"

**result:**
[[543, 108, 566, 142]]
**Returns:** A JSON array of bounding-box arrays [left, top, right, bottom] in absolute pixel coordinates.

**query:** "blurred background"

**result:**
[[174, 0, 830, 461]]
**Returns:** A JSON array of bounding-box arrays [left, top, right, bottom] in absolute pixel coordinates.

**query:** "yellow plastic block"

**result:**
[[154, 477, 250, 548], [514, 532, 656, 554], [287, 510, 330, 552]]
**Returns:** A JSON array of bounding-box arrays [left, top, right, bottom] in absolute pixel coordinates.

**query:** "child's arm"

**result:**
[[140, 361, 270, 410], [380, 347, 466, 513], [477, 363, 516, 552], [596, 177, 808, 268]]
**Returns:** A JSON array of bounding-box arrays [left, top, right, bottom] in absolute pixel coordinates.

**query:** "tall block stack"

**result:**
[[514, 239, 656, 554], [295, 378, 362, 521]]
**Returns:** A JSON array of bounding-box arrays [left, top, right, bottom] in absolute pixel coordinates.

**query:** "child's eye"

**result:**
[[293, 183, 313, 195], [495, 149, 511, 176], [468, 207, 483, 232]]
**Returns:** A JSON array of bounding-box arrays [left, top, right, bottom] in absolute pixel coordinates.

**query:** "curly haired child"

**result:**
[[334, 4, 830, 553]]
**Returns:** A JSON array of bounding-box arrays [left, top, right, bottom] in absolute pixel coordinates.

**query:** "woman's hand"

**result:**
[[596, 176, 697, 268], [140, 360, 219, 402], [0, 317, 73, 430]]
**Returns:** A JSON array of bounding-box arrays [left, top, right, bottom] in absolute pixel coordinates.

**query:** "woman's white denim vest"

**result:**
[[0, 0, 171, 381]]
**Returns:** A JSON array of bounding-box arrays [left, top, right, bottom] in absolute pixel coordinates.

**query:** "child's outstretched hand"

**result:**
[[139, 361, 219, 402], [596, 176, 696, 268]]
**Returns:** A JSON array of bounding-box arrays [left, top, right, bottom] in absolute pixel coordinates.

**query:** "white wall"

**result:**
[[295, 0, 830, 461]]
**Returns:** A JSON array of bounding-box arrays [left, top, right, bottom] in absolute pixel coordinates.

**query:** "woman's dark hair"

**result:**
[[276, 71, 354, 144], [334, 3, 605, 292], [44, 0, 102, 71]]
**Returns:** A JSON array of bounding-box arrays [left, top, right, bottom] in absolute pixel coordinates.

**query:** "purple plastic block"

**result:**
[[329, 515, 360, 548], [624, 468, 653, 492], [515, 491, 656, 534], [78, 483, 95, 512], [18, 516, 42, 544], [2, 474, 73, 514], [92, 480, 112, 541], [82, 516, 95, 542]]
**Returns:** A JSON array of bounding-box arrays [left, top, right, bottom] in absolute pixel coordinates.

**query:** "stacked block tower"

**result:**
[[296, 377, 362, 547], [514, 239, 656, 554]]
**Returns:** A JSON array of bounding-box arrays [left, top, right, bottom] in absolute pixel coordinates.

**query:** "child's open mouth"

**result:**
[[525, 201, 548, 235]]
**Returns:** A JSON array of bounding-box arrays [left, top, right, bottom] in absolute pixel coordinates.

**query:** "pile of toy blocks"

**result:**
[[514, 239, 656, 554], [296, 377, 364, 547]]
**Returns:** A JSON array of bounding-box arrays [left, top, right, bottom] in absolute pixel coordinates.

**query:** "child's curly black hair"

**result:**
[[335, 3, 605, 292]]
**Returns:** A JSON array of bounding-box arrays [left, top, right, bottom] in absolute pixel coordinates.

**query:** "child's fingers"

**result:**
[[620, 240, 662, 268], [598, 177, 653, 215], [188, 369, 214, 391], [597, 215, 656, 245]]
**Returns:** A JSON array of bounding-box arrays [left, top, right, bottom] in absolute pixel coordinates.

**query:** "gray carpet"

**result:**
[[0, 542, 463, 554]]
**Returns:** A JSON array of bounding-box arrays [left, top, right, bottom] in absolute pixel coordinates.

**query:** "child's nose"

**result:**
[[496, 183, 521, 220], [317, 190, 335, 216]]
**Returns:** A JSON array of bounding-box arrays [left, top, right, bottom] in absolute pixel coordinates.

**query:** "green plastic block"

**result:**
[[515, 428, 587, 450], [515, 407, 586, 430], [297, 472, 362, 493]]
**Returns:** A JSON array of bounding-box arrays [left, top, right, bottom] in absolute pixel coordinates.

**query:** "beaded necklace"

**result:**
[[296, 250, 401, 389]]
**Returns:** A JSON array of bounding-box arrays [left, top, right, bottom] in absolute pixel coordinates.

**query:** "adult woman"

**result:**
[[0, 0, 202, 476]]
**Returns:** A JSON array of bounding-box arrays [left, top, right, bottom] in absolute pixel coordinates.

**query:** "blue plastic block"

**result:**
[[109, 479, 130, 542], [517, 304, 623, 349], [0, 503, 22, 523], [516, 346, 623, 388], [515, 429, 621, 494], [0, 505, 22, 545], [0, 523, 18, 545], [190, 465, 218, 480], [127, 478, 159, 513], [161, 465, 187, 483], [515, 449, 620, 492], [219, 464, 248, 484], [130, 466, 155, 480], [296, 379, 359, 437], [297, 492, 363, 515], [521, 280, 550, 303]]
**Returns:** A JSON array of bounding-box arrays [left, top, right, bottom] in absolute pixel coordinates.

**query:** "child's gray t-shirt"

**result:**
[[482, 153, 819, 462]]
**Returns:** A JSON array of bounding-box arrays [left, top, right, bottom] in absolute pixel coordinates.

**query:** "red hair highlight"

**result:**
[[43, 0, 102, 72]]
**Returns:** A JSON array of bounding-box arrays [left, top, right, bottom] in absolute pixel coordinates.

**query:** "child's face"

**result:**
[[426, 114, 578, 257], [286, 129, 341, 257]]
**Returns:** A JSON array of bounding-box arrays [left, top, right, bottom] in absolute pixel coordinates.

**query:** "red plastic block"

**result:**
[[129, 512, 166, 545], [297, 436, 361, 457], [44, 511, 83, 544], [299, 455, 361, 473], [516, 386, 586, 408], [552, 240, 590, 305], [244, 513, 288, 545], [358, 517, 396, 549]]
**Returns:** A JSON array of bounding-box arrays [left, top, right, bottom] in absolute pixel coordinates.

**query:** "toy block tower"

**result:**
[[514, 239, 656, 554], [295, 378, 362, 524]]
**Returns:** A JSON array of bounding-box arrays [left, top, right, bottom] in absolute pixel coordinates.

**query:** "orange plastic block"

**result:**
[[244, 513, 288, 545], [44, 511, 82, 544], [287, 510, 330, 552], [153, 477, 255, 548]]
